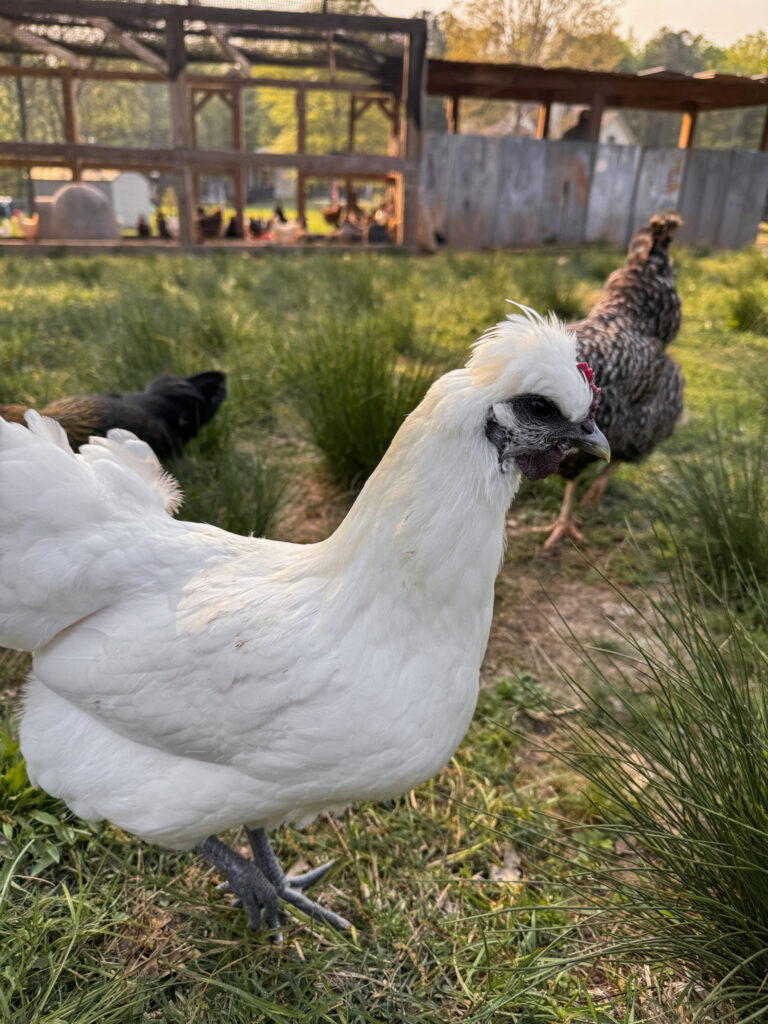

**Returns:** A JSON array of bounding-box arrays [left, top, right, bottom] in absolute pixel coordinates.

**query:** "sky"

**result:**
[[372, 0, 767, 48]]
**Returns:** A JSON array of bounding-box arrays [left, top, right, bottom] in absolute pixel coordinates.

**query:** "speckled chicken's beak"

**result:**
[[570, 422, 611, 462]]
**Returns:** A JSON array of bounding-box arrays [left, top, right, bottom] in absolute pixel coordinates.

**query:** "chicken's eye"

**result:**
[[529, 398, 555, 418]]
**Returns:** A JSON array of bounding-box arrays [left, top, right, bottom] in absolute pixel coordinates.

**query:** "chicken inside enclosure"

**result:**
[[0, 310, 607, 935], [543, 212, 684, 548], [0, 371, 226, 461]]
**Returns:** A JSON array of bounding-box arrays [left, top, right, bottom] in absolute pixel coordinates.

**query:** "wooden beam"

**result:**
[[232, 84, 246, 236], [0, 1, 421, 36], [536, 97, 551, 139], [586, 92, 604, 142], [91, 17, 168, 75], [447, 95, 460, 134], [427, 58, 768, 111], [678, 103, 698, 148], [186, 0, 252, 77], [166, 17, 193, 246], [296, 84, 307, 224], [400, 26, 426, 252], [0, 15, 86, 68], [61, 68, 81, 181], [0, 139, 417, 178], [193, 89, 219, 116], [349, 96, 357, 152], [0, 65, 392, 98]]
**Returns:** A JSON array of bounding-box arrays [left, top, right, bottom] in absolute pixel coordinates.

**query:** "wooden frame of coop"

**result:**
[[0, 0, 427, 250]]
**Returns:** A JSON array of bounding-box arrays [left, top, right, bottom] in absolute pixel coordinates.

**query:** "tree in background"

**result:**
[[440, 0, 623, 134], [442, 0, 621, 67], [642, 27, 725, 74]]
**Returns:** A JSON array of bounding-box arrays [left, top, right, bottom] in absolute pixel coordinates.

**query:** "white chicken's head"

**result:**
[[416, 307, 609, 483]]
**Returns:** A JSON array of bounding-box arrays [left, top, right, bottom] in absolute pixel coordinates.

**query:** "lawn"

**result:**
[[1, 244, 768, 1022]]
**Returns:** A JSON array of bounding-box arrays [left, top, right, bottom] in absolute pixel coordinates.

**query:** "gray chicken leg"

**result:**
[[197, 831, 350, 933]]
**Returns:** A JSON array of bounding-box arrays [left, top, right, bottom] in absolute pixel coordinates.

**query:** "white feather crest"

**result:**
[[466, 304, 590, 421]]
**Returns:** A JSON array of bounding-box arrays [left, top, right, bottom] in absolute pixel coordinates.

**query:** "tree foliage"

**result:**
[[442, 0, 622, 68]]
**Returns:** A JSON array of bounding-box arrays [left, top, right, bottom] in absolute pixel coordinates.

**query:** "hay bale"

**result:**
[[50, 183, 119, 241]]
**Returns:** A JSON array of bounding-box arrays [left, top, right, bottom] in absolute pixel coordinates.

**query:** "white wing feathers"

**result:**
[[0, 412, 182, 652]]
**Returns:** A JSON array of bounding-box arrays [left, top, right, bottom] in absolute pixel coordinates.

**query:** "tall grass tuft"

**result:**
[[509, 257, 587, 321], [278, 313, 437, 488], [541, 566, 768, 1019], [727, 288, 768, 334], [652, 423, 768, 613], [174, 448, 285, 538]]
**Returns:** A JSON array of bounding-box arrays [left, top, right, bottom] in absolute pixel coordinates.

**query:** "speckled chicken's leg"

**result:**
[[543, 480, 585, 549], [578, 460, 620, 509]]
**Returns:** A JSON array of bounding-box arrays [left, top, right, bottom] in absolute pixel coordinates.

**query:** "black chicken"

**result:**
[[544, 212, 684, 547], [0, 371, 227, 461]]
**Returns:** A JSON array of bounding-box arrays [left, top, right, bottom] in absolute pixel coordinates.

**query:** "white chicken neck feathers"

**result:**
[[1, 312, 591, 850]]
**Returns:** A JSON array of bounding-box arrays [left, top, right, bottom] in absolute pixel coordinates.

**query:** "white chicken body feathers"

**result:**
[[2, 314, 593, 850]]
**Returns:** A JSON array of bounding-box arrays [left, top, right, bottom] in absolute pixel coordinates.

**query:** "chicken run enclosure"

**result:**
[[0, 0, 768, 251], [0, 0, 426, 249]]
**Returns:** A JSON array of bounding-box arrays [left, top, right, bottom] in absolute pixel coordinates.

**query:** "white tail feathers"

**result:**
[[80, 430, 183, 514], [0, 413, 183, 652], [24, 409, 74, 452]]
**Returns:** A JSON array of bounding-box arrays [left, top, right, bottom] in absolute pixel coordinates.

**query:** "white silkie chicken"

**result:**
[[0, 309, 608, 933]]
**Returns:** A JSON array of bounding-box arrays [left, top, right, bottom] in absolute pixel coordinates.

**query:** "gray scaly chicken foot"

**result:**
[[246, 827, 336, 892], [246, 827, 350, 932], [197, 834, 282, 932], [200, 830, 350, 933]]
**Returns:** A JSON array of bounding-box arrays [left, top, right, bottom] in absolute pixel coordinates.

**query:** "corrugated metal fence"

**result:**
[[420, 133, 768, 249]]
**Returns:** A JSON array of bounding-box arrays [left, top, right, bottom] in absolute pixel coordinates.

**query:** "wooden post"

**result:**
[[61, 68, 81, 180], [678, 103, 698, 149], [536, 97, 551, 140], [346, 94, 357, 216], [387, 98, 401, 156], [447, 95, 460, 134], [586, 92, 604, 143], [348, 94, 357, 152], [399, 25, 426, 251], [13, 54, 35, 211], [296, 84, 306, 225], [232, 82, 246, 236], [166, 15, 194, 245], [760, 106, 768, 152]]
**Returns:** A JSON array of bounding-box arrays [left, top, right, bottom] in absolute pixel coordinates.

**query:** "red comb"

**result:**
[[577, 361, 601, 417]]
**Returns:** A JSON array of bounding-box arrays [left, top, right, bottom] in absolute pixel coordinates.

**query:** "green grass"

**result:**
[[1, 244, 768, 1021], [277, 309, 436, 488], [537, 562, 768, 1020], [653, 422, 768, 618], [728, 287, 768, 334]]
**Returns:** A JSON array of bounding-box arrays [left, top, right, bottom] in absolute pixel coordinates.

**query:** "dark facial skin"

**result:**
[[485, 394, 610, 481]]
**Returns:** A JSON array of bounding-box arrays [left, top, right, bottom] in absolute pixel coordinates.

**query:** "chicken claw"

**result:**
[[198, 831, 350, 934]]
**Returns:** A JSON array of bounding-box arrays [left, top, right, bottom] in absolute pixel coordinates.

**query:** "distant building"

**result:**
[[31, 169, 152, 226]]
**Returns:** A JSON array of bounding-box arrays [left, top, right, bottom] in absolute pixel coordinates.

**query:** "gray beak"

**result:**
[[570, 421, 611, 462]]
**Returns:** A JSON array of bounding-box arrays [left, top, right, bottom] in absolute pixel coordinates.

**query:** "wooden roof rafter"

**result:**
[[186, 0, 251, 78], [90, 16, 168, 74], [427, 59, 768, 112], [0, 1, 406, 87], [0, 13, 86, 67]]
